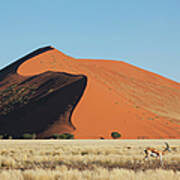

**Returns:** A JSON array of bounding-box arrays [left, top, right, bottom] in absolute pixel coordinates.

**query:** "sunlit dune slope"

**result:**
[[2, 46, 180, 139]]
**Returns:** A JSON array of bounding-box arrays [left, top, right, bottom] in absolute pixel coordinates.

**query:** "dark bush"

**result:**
[[100, 137, 105, 139], [51, 133, 74, 139], [111, 132, 121, 139], [22, 133, 36, 139], [2, 134, 10, 139]]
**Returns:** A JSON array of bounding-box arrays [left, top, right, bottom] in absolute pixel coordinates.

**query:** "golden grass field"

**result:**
[[0, 140, 180, 180]]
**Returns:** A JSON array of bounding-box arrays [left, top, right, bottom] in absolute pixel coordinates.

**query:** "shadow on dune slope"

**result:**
[[0, 47, 87, 138]]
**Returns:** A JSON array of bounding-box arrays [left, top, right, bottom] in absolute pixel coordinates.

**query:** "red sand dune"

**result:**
[[14, 46, 180, 139]]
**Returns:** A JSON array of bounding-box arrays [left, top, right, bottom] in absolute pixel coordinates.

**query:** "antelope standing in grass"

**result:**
[[144, 142, 171, 165]]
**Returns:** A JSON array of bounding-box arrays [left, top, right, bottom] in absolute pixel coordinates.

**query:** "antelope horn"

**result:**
[[165, 142, 170, 149]]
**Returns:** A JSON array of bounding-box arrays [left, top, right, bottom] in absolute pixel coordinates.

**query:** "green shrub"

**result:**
[[0, 84, 37, 115], [0, 134, 14, 139], [22, 133, 36, 139], [8, 136, 13, 139], [2, 134, 10, 139], [111, 132, 121, 139], [52, 133, 74, 139]]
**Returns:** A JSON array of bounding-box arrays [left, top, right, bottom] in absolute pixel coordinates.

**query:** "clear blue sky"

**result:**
[[0, 0, 180, 82]]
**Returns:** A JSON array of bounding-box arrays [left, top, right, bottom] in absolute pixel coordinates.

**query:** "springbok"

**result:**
[[144, 142, 171, 165]]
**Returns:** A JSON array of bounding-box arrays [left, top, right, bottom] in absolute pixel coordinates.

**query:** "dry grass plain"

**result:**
[[0, 140, 180, 180]]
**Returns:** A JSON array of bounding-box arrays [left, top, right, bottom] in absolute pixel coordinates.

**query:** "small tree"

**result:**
[[52, 133, 74, 139], [51, 134, 61, 139], [22, 133, 36, 139], [111, 132, 121, 139], [2, 134, 10, 139]]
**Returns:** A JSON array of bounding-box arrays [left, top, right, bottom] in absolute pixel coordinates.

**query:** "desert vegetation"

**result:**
[[0, 84, 37, 115], [49, 133, 74, 139], [111, 131, 121, 139], [0, 140, 179, 179], [0, 133, 74, 140]]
